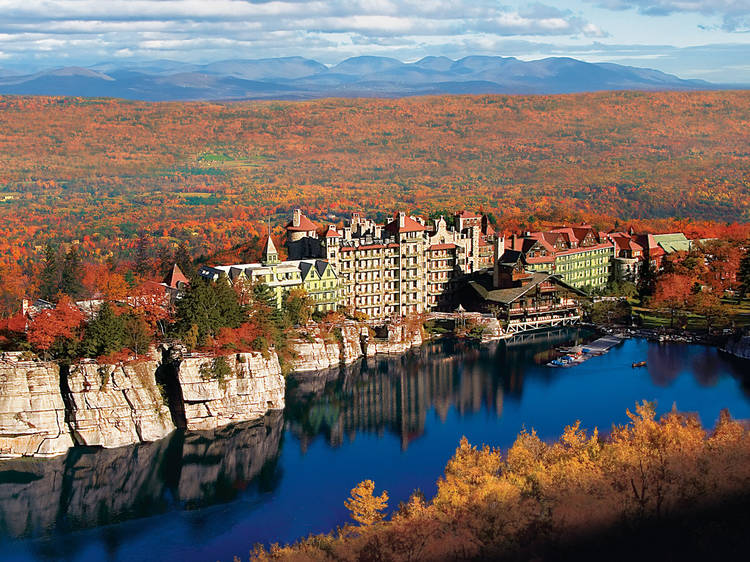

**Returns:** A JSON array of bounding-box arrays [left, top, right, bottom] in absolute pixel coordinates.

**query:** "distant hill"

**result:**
[[0, 55, 724, 101]]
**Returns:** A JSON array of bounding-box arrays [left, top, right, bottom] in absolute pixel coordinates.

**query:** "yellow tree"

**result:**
[[345, 480, 389, 526]]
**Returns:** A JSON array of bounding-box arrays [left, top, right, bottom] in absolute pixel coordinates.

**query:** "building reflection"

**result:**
[[285, 329, 586, 451], [0, 411, 283, 540]]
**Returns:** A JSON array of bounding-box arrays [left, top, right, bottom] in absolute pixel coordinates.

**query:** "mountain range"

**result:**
[[0, 55, 726, 101]]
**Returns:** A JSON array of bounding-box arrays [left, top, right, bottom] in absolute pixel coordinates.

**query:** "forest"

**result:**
[[0, 91, 748, 310], [248, 403, 750, 561]]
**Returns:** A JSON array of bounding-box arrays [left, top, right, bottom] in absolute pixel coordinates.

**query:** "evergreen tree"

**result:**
[[175, 276, 244, 346], [638, 259, 657, 299], [174, 241, 195, 278], [60, 246, 83, 298], [134, 233, 152, 278], [122, 313, 152, 357], [283, 287, 313, 326], [81, 302, 126, 357], [39, 243, 60, 301], [253, 282, 284, 327]]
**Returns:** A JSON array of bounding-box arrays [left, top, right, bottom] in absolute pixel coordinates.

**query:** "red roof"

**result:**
[[385, 214, 426, 234], [457, 211, 480, 219], [611, 235, 644, 253], [286, 214, 318, 232], [163, 264, 189, 288], [324, 225, 341, 238], [429, 243, 457, 251]]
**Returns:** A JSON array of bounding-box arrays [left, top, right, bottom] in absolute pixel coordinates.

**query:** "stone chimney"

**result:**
[[398, 211, 405, 228], [292, 208, 301, 228]]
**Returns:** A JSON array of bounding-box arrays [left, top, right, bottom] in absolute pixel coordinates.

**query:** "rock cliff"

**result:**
[[1, 348, 285, 458], [291, 321, 424, 372], [291, 323, 363, 372], [366, 322, 423, 356], [176, 352, 285, 431], [65, 361, 175, 448], [0, 361, 74, 458]]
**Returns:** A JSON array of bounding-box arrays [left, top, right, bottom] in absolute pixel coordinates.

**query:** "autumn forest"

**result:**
[[0, 90, 749, 309]]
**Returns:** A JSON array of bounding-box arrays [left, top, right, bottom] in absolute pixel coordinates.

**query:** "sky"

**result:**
[[0, 0, 749, 83]]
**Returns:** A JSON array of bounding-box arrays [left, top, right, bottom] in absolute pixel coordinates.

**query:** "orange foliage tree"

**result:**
[[27, 295, 84, 356]]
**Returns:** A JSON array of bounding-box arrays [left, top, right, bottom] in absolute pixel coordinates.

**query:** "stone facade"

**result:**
[[301, 209, 498, 319]]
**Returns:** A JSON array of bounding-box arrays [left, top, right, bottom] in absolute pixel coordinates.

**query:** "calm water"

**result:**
[[2, 331, 750, 562]]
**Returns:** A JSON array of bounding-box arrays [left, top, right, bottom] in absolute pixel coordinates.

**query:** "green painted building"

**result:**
[[198, 236, 339, 314], [506, 225, 615, 293]]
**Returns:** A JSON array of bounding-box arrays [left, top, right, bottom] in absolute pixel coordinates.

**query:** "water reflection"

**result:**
[[285, 329, 590, 451], [0, 411, 283, 540]]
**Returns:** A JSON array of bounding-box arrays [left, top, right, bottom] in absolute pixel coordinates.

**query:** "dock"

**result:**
[[546, 334, 625, 368], [584, 335, 626, 353]]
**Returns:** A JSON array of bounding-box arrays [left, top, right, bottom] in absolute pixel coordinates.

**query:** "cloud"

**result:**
[[586, 0, 750, 31], [0, 0, 607, 68]]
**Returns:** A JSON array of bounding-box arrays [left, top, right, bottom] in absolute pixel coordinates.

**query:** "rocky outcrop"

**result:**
[[66, 361, 175, 448], [176, 353, 285, 431], [1, 348, 285, 458], [291, 323, 363, 372], [0, 361, 74, 458], [366, 322, 423, 356], [291, 321, 424, 373]]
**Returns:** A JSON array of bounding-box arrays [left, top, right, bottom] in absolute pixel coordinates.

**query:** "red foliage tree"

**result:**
[[27, 295, 84, 353], [651, 273, 695, 329]]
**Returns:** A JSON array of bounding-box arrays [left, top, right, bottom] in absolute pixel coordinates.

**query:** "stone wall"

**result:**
[[66, 361, 175, 448], [177, 352, 285, 431], [0, 361, 74, 458]]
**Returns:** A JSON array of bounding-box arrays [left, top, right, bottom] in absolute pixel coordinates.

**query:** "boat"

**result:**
[[632, 361, 647, 368]]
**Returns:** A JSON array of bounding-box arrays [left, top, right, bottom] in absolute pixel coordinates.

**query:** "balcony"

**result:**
[[508, 303, 578, 316]]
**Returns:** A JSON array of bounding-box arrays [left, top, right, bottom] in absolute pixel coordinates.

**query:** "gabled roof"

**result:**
[[611, 235, 644, 253], [653, 233, 691, 253], [228, 266, 245, 281], [286, 213, 318, 232], [323, 225, 341, 238], [385, 213, 426, 234], [163, 264, 189, 288], [456, 210, 481, 219], [470, 272, 587, 305], [498, 249, 524, 266]]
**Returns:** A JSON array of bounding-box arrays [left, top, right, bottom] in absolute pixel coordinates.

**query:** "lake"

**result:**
[[2, 330, 750, 562]]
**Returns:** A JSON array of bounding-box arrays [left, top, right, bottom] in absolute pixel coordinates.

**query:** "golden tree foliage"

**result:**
[[249, 403, 750, 561], [344, 480, 389, 526]]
